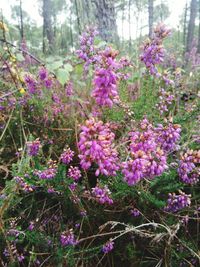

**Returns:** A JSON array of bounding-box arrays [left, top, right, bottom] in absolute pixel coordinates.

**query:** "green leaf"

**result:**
[[47, 60, 63, 72], [57, 68, 70, 85], [63, 63, 73, 72], [53, 60, 64, 69], [16, 53, 25, 62]]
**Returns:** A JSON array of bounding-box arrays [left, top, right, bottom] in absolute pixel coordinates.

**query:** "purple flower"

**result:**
[[28, 222, 35, 231], [68, 166, 81, 181], [76, 26, 99, 71], [17, 254, 25, 262], [14, 176, 35, 192], [35, 168, 57, 180], [92, 185, 113, 205], [68, 182, 77, 191], [140, 23, 173, 85], [44, 78, 53, 89], [65, 81, 73, 96], [47, 187, 57, 194], [60, 230, 77, 246], [156, 88, 175, 115], [102, 240, 114, 254], [78, 118, 119, 176], [164, 192, 191, 213], [60, 148, 74, 164], [92, 67, 119, 107], [52, 93, 60, 103], [25, 75, 37, 94], [178, 150, 200, 184], [155, 123, 181, 153], [3, 248, 9, 257], [26, 140, 40, 156], [80, 210, 87, 217], [122, 120, 168, 185], [130, 208, 140, 217], [39, 67, 48, 80]]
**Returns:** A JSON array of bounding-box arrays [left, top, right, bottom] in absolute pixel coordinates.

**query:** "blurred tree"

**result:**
[[92, 0, 118, 42], [11, 1, 28, 40], [19, 0, 24, 39], [183, 1, 189, 50], [197, 0, 200, 53], [51, 0, 66, 39], [186, 0, 197, 52], [42, 0, 54, 53], [148, 0, 154, 38], [154, 2, 170, 23], [74, 0, 81, 34]]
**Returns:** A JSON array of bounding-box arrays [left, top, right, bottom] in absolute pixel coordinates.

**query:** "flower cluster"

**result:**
[[178, 150, 200, 184], [38, 67, 48, 80], [155, 123, 181, 153], [34, 168, 57, 180], [122, 121, 168, 185], [130, 208, 140, 217], [38, 67, 53, 89], [164, 192, 191, 213], [92, 47, 121, 107], [26, 139, 40, 156], [65, 81, 73, 96], [68, 166, 81, 181], [14, 176, 35, 192], [25, 74, 38, 94], [76, 26, 99, 71], [78, 118, 119, 176], [92, 185, 113, 205], [76, 30, 130, 107], [3, 247, 25, 263], [102, 240, 114, 254], [60, 230, 77, 246], [60, 148, 74, 164], [156, 88, 174, 115], [140, 23, 173, 84]]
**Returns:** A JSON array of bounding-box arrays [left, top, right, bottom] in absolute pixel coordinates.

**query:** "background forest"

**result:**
[[1, 0, 200, 57], [0, 0, 200, 267]]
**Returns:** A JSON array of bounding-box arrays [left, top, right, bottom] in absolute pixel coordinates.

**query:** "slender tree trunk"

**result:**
[[121, 0, 125, 42], [74, 0, 81, 34], [93, 0, 118, 43], [197, 0, 200, 53], [19, 0, 24, 40], [43, 0, 54, 53], [148, 0, 154, 38], [186, 0, 197, 52], [85, 0, 92, 24], [42, 22, 46, 53], [183, 1, 188, 50], [128, 0, 131, 53], [69, 7, 74, 49]]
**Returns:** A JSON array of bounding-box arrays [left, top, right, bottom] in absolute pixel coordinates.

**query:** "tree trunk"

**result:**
[[84, 0, 92, 25], [74, 0, 81, 34], [148, 0, 154, 38], [197, 0, 200, 53], [19, 0, 24, 40], [92, 0, 118, 43], [128, 0, 131, 53], [69, 6, 74, 49], [186, 0, 197, 52], [183, 1, 188, 50], [43, 0, 54, 53]]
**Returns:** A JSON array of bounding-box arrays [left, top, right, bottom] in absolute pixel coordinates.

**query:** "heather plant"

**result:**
[[0, 23, 200, 267]]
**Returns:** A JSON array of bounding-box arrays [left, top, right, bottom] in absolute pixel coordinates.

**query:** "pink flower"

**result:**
[[78, 118, 119, 176]]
